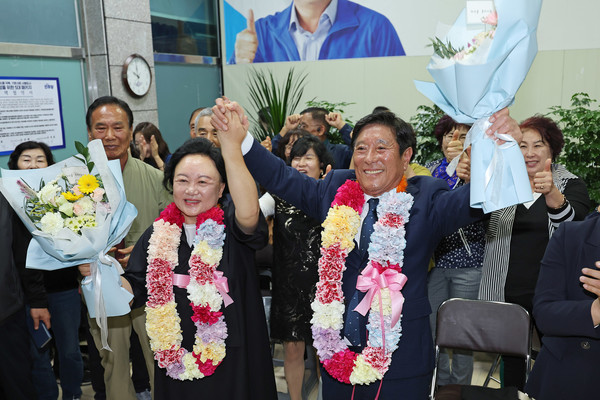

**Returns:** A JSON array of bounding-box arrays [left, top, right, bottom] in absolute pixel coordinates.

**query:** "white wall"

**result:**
[[221, 0, 600, 125]]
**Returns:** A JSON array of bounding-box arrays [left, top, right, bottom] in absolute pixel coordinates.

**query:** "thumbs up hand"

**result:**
[[234, 9, 258, 63], [446, 129, 465, 161], [533, 158, 554, 195]]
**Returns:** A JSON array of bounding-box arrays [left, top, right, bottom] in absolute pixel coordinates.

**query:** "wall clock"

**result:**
[[122, 54, 152, 98]]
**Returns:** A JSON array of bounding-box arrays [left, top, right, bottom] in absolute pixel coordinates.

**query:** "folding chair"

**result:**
[[430, 298, 532, 400]]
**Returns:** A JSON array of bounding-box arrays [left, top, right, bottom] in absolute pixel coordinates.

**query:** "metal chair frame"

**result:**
[[429, 298, 532, 400]]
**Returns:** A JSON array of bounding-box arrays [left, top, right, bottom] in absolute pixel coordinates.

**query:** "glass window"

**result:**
[[0, 0, 79, 47], [150, 0, 218, 57]]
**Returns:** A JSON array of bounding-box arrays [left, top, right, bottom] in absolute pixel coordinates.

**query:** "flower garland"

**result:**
[[311, 178, 413, 385], [145, 203, 230, 380]]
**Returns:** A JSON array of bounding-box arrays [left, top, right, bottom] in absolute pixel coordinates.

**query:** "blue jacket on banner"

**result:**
[[229, 0, 404, 63]]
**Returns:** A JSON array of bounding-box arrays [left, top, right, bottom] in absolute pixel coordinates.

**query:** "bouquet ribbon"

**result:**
[[172, 271, 233, 307], [354, 262, 407, 328], [82, 251, 124, 351]]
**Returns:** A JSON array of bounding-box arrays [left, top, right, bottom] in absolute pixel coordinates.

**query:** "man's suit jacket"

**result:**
[[245, 140, 482, 380], [525, 216, 600, 400]]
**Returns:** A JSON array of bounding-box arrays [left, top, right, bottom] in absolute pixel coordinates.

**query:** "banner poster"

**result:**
[[0, 77, 65, 155], [224, 0, 406, 64]]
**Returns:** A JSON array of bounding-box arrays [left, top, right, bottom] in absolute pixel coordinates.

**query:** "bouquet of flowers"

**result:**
[[19, 143, 109, 237], [0, 139, 137, 350], [415, 0, 542, 212]]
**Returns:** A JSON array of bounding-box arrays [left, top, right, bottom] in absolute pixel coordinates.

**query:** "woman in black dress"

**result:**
[[260, 134, 333, 400], [124, 133, 277, 399]]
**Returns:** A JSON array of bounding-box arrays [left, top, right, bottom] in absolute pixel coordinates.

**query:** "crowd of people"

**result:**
[[1, 93, 598, 400]]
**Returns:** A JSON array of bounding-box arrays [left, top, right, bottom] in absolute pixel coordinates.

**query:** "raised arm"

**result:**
[[212, 99, 337, 222], [217, 104, 260, 234]]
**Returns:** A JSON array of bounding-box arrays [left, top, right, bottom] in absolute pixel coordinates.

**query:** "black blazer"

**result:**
[[525, 216, 600, 400]]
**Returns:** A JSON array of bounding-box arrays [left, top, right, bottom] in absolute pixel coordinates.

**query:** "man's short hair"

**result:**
[[188, 107, 206, 124], [300, 107, 329, 134], [86, 96, 134, 129], [197, 108, 213, 118], [351, 112, 416, 157]]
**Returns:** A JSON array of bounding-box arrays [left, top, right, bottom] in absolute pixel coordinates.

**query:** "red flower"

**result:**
[[156, 203, 185, 226], [188, 257, 214, 284], [196, 207, 224, 226], [154, 346, 185, 368], [323, 349, 358, 384], [315, 281, 344, 303], [190, 303, 223, 325], [146, 267, 175, 306], [193, 354, 221, 376], [332, 180, 364, 213], [378, 213, 404, 228], [362, 347, 392, 374]]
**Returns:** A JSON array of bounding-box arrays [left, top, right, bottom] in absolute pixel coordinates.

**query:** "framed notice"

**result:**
[[0, 77, 66, 155]]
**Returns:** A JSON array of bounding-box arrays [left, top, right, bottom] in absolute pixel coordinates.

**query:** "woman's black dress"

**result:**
[[125, 204, 277, 400], [270, 196, 321, 343]]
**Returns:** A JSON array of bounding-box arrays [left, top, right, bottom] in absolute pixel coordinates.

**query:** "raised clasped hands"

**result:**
[[211, 98, 249, 148]]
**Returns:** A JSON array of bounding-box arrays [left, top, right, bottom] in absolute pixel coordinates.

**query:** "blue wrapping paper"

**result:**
[[415, 0, 542, 212]]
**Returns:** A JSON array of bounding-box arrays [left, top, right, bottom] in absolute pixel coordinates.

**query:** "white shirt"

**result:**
[[288, 0, 338, 61]]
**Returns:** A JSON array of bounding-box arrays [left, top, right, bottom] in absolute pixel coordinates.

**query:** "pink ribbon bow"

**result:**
[[354, 261, 407, 328], [172, 271, 234, 307], [213, 270, 234, 307]]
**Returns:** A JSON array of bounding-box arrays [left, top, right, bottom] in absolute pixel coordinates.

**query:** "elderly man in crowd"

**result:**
[[211, 99, 521, 400], [82, 96, 171, 400], [190, 107, 220, 147]]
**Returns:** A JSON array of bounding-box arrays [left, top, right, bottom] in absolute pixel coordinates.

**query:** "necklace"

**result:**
[[311, 178, 412, 385], [145, 203, 230, 380]]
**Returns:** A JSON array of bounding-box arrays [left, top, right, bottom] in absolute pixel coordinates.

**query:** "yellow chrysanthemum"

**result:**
[[349, 355, 382, 385], [322, 205, 360, 250], [146, 303, 182, 351], [193, 341, 226, 363], [78, 174, 100, 194], [62, 191, 83, 201], [194, 241, 223, 266]]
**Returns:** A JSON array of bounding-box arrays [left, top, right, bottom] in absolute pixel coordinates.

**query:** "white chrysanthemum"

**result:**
[[40, 212, 64, 235], [310, 300, 345, 330], [38, 183, 61, 206], [187, 281, 223, 311], [59, 202, 74, 217]]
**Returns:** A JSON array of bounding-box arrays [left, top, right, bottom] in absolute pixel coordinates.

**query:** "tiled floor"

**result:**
[[75, 349, 504, 400]]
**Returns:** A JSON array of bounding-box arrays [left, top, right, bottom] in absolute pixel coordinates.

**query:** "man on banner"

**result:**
[[230, 0, 404, 63]]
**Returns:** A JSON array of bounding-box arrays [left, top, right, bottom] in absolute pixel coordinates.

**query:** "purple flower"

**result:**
[[165, 361, 185, 379], [195, 317, 227, 343], [311, 326, 346, 360]]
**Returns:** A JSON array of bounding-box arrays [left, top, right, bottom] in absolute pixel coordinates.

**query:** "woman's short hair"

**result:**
[[8, 141, 55, 170], [433, 115, 471, 147], [133, 122, 170, 161], [289, 135, 335, 172], [163, 138, 226, 194], [519, 115, 565, 161], [276, 128, 311, 161]]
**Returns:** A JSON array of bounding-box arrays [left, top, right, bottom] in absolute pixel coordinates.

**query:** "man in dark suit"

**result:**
[[212, 100, 521, 399], [525, 214, 600, 400]]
